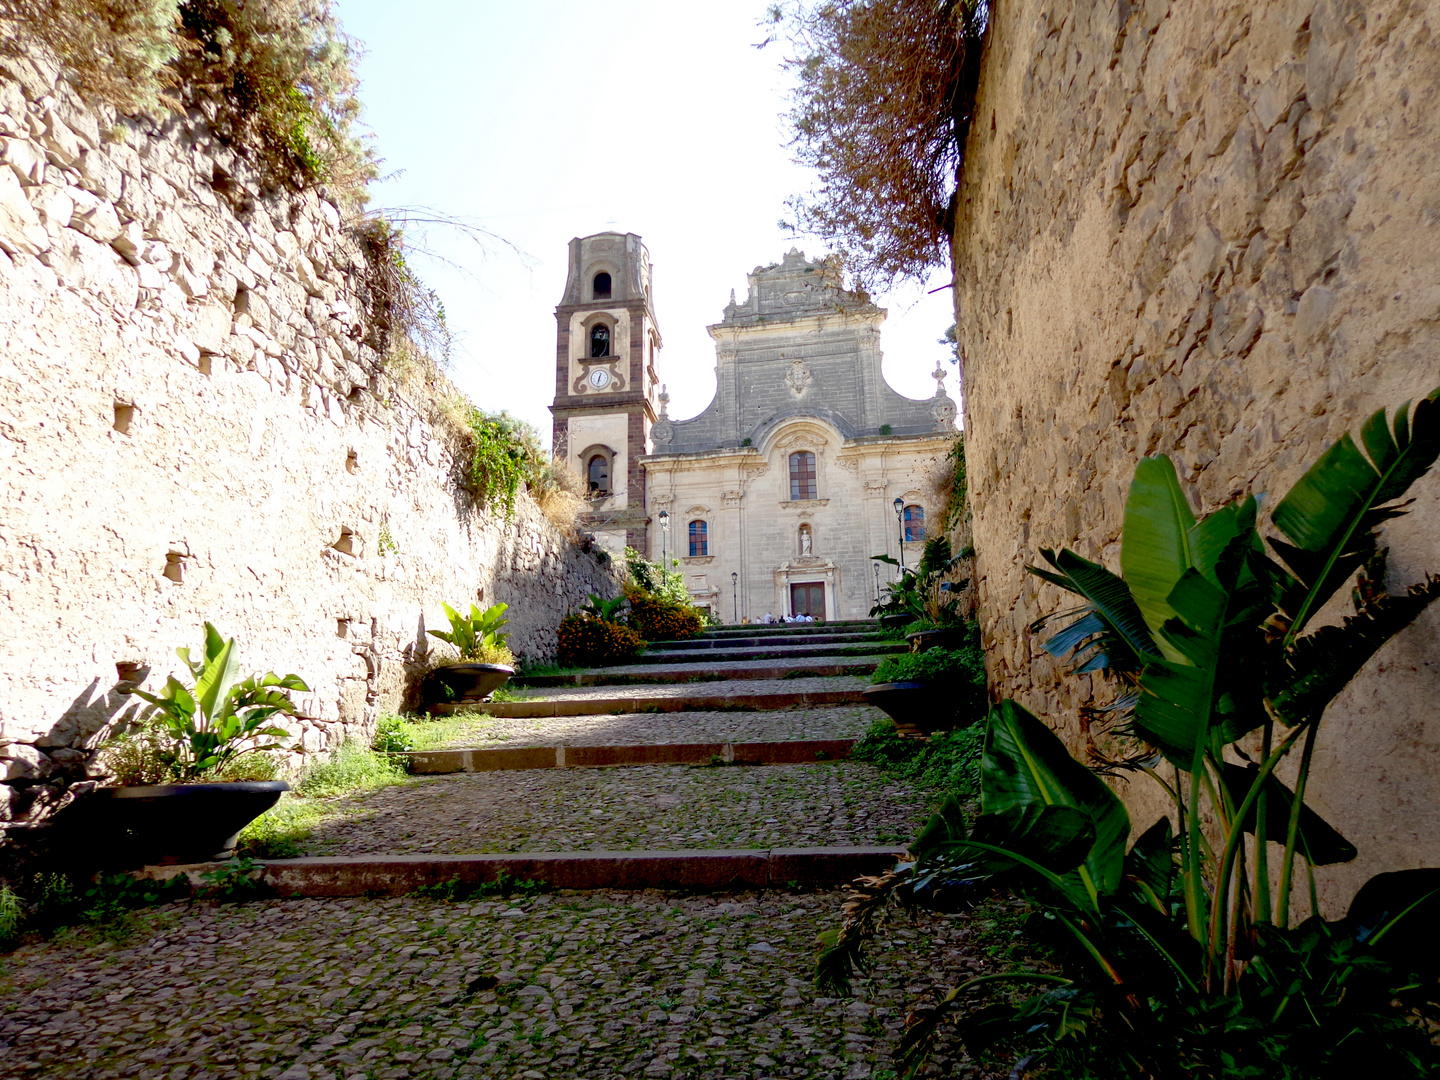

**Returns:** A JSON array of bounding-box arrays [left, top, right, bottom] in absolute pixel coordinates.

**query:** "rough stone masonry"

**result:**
[[954, 0, 1440, 910], [0, 51, 621, 828]]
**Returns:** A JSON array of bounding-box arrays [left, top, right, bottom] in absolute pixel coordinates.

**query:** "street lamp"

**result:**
[[893, 497, 906, 574], [873, 561, 881, 602], [658, 510, 669, 567], [731, 571, 738, 624]]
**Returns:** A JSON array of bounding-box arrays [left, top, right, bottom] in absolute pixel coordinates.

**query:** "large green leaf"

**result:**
[[1135, 533, 1274, 759], [910, 795, 969, 859], [1031, 549, 1160, 675], [1123, 817, 1175, 911], [1121, 455, 1196, 641], [970, 802, 1098, 875], [1189, 497, 1258, 582], [190, 627, 239, 728], [1133, 568, 1229, 762], [1271, 389, 1440, 638], [982, 701, 1130, 897]]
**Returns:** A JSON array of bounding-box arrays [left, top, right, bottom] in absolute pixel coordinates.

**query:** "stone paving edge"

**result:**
[[401, 738, 856, 773], [135, 846, 906, 895], [474, 688, 869, 717]]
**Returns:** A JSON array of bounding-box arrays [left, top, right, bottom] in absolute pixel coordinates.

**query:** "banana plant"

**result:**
[[579, 594, 628, 623], [426, 602, 510, 660], [1032, 389, 1440, 975], [818, 389, 1440, 1075], [126, 623, 308, 780], [870, 536, 970, 622]]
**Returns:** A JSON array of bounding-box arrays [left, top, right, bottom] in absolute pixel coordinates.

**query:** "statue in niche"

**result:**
[[799, 524, 813, 555]]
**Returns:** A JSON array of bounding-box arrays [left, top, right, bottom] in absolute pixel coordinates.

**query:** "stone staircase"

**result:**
[[154, 621, 917, 895]]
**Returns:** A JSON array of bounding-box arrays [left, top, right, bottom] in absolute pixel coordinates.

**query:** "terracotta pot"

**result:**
[[863, 681, 982, 740], [428, 662, 514, 705], [88, 781, 289, 866]]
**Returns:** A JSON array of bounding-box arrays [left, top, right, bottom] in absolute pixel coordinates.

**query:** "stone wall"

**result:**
[[0, 54, 621, 828], [953, 0, 1440, 907]]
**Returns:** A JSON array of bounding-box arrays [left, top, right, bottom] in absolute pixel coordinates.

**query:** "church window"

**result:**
[[789, 451, 817, 500], [904, 504, 926, 542], [590, 324, 611, 358], [587, 454, 611, 494], [688, 520, 708, 557], [593, 272, 612, 299]]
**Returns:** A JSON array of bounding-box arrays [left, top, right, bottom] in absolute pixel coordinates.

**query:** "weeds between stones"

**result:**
[[414, 871, 546, 902]]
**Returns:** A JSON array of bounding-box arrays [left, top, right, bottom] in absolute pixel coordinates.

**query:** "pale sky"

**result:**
[[335, 0, 958, 443]]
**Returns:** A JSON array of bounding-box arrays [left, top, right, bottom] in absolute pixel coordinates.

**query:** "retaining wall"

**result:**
[[954, 0, 1440, 907], [0, 53, 620, 828]]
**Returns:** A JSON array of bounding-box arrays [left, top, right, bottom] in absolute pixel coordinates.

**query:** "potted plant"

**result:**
[[423, 602, 514, 708], [85, 624, 307, 866], [862, 634, 987, 739], [871, 537, 969, 637]]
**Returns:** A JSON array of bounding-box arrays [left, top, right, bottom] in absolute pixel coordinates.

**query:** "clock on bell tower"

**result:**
[[550, 232, 662, 555]]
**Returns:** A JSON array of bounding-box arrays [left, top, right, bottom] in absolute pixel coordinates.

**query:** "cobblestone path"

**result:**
[[298, 763, 926, 857], [424, 706, 881, 750], [0, 892, 1003, 1080], [0, 623, 996, 1079]]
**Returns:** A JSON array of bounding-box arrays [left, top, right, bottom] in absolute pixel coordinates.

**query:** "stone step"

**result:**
[[139, 846, 906, 896], [472, 682, 868, 717], [412, 705, 880, 752], [706, 619, 875, 635], [513, 654, 886, 688], [637, 641, 907, 664], [402, 738, 855, 773], [648, 631, 887, 651]]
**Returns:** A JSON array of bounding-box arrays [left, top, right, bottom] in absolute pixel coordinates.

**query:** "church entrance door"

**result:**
[[790, 582, 825, 619]]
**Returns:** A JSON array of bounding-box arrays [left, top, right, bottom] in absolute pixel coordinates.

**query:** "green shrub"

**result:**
[[626, 592, 705, 642], [850, 720, 984, 800], [0, 886, 22, 947], [1, 0, 370, 194], [462, 409, 557, 519], [624, 547, 691, 606], [372, 714, 416, 754], [556, 614, 645, 668], [295, 740, 406, 799], [872, 644, 984, 687]]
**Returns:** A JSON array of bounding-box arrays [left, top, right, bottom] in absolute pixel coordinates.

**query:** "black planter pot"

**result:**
[[427, 662, 514, 707], [863, 681, 982, 739], [905, 627, 970, 653], [878, 613, 917, 630], [86, 781, 289, 866]]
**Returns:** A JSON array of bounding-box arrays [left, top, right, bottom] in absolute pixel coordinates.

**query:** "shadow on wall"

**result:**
[[1, 674, 143, 868], [397, 611, 436, 715]]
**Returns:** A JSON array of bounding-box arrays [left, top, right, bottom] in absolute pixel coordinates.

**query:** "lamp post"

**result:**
[[893, 497, 906, 574], [658, 510, 669, 567], [731, 571, 738, 624], [873, 561, 881, 602]]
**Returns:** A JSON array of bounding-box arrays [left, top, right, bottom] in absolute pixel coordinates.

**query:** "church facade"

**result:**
[[551, 234, 958, 622]]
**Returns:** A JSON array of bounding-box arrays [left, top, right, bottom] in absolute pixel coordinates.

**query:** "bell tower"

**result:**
[[550, 232, 662, 555]]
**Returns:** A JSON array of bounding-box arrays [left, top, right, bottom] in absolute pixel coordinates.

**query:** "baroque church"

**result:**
[[550, 232, 958, 622]]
